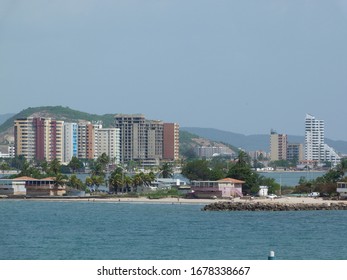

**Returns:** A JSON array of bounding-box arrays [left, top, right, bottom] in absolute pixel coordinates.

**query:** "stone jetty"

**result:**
[[202, 201, 347, 211]]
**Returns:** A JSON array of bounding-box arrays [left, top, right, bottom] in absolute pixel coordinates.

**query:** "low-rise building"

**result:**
[[0, 177, 27, 195], [337, 182, 347, 199], [190, 178, 244, 198], [25, 177, 66, 196]]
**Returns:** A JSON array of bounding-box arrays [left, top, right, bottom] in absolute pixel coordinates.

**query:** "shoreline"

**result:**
[[1, 196, 346, 206]]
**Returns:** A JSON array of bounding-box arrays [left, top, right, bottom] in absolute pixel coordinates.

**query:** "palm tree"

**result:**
[[68, 157, 83, 173], [85, 175, 104, 191], [18, 160, 31, 177], [159, 163, 173, 178], [68, 174, 84, 190], [90, 162, 105, 178], [54, 173, 66, 188], [109, 173, 123, 194], [132, 173, 144, 193], [145, 172, 156, 186], [123, 175, 133, 193], [49, 158, 61, 176], [92, 175, 104, 191], [97, 153, 110, 173]]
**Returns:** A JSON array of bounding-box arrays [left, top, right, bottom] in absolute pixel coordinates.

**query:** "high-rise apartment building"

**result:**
[[95, 128, 120, 164], [114, 114, 179, 164], [14, 117, 64, 162], [45, 119, 64, 162], [287, 143, 303, 162], [64, 123, 78, 163], [304, 114, 340, 165], [146, 120, 164, 161], [77, 122, 102, 160], [163, 123, 180, 161], [14, 115, 178, 165], [114, 114, 146, 162], [270, 130, 287, 161], [14, 118, 36, 160], [305, 114, 325, 162]]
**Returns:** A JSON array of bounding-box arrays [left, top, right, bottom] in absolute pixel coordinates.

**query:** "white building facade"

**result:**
[[95, 128, 120, 164], [304, 114, 340, 165]]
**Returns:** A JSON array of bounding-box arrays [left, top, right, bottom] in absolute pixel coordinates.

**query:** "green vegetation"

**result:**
[[158, 163, 174, 178], [294, 158, 347, 196], [179, 130, 200, 159], [181, 151, 280, 195], [147, 189, 180, 199]]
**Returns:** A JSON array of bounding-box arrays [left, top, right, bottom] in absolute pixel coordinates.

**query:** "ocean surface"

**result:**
[[1, 200, 346, 260]]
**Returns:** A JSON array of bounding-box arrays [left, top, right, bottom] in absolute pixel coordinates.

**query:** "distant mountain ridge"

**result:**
[[0, 113, 15, 125], [181, 127, 347, 155]]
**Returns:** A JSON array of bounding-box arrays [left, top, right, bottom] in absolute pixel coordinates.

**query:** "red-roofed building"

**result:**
[[190, 178, 244, 198]]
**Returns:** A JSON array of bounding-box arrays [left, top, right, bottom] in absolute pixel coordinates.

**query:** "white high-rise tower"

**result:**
[[304, 114, 340, 165], [305, 114, 325, 162]]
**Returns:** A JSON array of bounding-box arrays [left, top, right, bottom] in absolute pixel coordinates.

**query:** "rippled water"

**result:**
[[1, 200, 346, 260]]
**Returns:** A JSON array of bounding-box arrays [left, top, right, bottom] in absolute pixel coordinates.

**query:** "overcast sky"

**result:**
[[1, 0, 347, 140]]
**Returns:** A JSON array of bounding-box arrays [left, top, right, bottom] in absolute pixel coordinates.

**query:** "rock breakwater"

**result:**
[[202, 201, 347, 211]]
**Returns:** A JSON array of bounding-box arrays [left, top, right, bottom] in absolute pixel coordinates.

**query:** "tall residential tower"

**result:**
[[304, 114, 340, 165]]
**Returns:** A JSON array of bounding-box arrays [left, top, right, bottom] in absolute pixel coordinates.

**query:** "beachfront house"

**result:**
[[0, 177, 27, 196], [25, 177, 66, 196], [337, 182, 347, 199], [190, 178, 244, 198]]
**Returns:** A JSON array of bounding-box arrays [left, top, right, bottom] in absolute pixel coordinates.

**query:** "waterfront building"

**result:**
[[114, 114, 146, 163], [323, 144, 341, 166], [0, 176, 66, 196], [0, 177, 27, 195], [337, 182, 347, 198], [190, 178, 244, 198], [25, 176, 66, 196], [63, 123, 78, 163], [270, 130, 287, 161], [163, 123, 180, 161], [114, 114, 179, 164], [44, 119, 64, 162], [77, 122, 101, 160], [305, 114, 325, 163], [14, 117, 64, 162], [304, 114, 340, 165], [145, 120, 164, 162], [14, 118, 36, 160]]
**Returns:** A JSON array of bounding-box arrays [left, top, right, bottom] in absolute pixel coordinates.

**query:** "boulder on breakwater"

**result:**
[[202, 201, 347, 211]]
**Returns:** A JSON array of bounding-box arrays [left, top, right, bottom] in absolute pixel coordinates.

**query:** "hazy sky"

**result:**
[[1, 1, 347, 140]]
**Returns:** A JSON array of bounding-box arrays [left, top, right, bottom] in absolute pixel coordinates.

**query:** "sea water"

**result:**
[[1, 200, 346, 260]]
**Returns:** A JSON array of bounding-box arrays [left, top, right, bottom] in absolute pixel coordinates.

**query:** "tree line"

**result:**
[[0, 154, 174, 194]]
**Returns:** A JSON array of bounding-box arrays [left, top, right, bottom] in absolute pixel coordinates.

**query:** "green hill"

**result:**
[[0, 106, 115, 133]]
